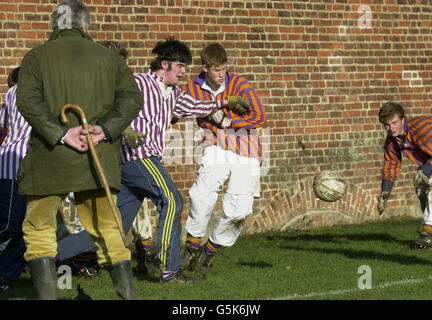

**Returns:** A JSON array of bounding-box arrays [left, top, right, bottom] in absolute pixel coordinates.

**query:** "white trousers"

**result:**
[[419, 187, 432, 226], [185, 146, 260, 247]]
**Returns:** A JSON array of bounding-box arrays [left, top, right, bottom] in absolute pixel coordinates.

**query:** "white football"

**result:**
[[313, 170, 346, 202]]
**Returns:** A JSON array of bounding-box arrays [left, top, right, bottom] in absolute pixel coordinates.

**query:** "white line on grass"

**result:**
[[272, 275, 432, 300]]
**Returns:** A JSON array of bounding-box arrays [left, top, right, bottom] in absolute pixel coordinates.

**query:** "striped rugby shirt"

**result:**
[[182, 71, 266, 163], [0, 85, 31, 179], [382, 116, 432, 192], [120, 69, 220, 164]]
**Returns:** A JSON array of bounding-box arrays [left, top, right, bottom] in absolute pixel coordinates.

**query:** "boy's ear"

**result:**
[[161, 60, 169, 70]]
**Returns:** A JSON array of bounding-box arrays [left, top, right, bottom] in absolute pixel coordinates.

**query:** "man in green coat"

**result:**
[[16, 0, 143, 300]]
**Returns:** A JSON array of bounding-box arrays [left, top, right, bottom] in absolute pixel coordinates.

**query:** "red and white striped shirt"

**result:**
[[0, 85, 31, 179], [120, 69, 220, 164]]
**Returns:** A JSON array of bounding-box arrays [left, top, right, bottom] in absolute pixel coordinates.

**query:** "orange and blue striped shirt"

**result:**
[[182, 71, 266, 164], [382, 116, 432, 192]]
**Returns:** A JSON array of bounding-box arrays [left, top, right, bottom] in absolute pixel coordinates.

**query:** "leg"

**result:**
[[193, 153, 260, 273], [23, 194, 65, 300], [117, 161, 158, 274], [181, 146, 229, 269], [209, 193, 254, 246], [209, 152, 260, 246], [0, 179, 27, 283], [136, 158, 184, 273], [185, 146, 229, 239], [414, 187, 432, 248], [73, 189, 131, 267], [56, 167, 145, 262], [74, 189, 136, 299], [132, 200, 157, 274]]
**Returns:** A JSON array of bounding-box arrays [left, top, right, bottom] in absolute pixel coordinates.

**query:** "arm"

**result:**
[[378, 138, 401, 215], [414, 127, 432, 177], [172, 90, 221, 119], [226, 76, 266, 130], [0, 102, 5, 128], [0, 102, 6, 146], [381, 138, 401, 193]]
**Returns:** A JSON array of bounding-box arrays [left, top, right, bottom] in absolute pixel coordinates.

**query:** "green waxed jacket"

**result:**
[[16, 28, 143, 196]]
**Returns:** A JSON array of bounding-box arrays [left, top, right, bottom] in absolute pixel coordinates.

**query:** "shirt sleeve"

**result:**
[[226, 76, 266, 130], [0, 102, 6, 128], [172, 89, 220, 118], [381, 137, 401, 192], [413, 125, 432, 177]]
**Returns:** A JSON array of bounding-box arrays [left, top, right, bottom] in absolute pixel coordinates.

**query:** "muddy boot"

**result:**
[[109, 261, 137, 300], [27, 257, 58, 300]]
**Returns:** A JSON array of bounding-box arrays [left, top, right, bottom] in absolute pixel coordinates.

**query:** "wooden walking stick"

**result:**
[[60, 104, 128, 248]]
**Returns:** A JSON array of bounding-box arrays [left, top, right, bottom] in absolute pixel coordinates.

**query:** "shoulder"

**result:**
[[134, 72, 153, 86], [226, 72, 253, 90], [227, 72, 248, 83], [5, 85, 17, 101], [183, 78, 197, 90]]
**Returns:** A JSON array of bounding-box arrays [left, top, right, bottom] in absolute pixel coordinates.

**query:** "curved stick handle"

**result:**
[[60, 104, 128, 248]]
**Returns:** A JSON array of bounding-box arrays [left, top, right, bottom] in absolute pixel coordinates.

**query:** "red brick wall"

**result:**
[[1, 0, 429, 233]]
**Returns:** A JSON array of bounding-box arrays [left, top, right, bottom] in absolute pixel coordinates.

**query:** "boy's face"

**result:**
[[384, 113, 405, 137], [203, 64, 227, 90], [164, 61, 187, 87]]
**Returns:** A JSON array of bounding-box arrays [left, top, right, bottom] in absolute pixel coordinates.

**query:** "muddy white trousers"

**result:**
[[418, 186, 432, 226], [185, 146, 260, 247]]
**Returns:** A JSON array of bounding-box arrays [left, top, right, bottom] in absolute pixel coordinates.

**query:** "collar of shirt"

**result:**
[[146, 68, 174, 100], [201, 79, 226, 98], [391, 119, 412, 149]]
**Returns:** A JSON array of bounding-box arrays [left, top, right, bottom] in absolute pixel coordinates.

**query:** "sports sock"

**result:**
[[161, 270, 177, 281], [204, 240, 221, 256], [185, 234, 201, 251], [423, 224, 432, 235], [135, 239, 151, 255]]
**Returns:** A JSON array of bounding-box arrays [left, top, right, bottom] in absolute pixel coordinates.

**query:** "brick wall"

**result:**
[[1, 0, 430, 235]]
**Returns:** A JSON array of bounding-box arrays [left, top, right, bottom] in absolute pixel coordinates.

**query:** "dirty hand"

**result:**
[[121, 126, 146, 149], [206, 109, 232, 128], [225, 96, 250, 115], [414, 169, 430, 189], [377, 191, 390, 216]]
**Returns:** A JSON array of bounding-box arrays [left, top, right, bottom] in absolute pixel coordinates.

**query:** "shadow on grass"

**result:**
[[236, 261, 273, 268], [265, 232, 414, 249], [134, 271, 161, 283], [281, 244, 432, 266], [0, 277, 37, 300]]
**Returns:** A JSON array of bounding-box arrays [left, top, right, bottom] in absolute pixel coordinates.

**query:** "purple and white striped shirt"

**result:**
[[120, 69, 220, 164], [0, 85, 31, 180]]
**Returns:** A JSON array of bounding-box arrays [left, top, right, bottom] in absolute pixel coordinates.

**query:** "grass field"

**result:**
[[2, 216, 432, 301]]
